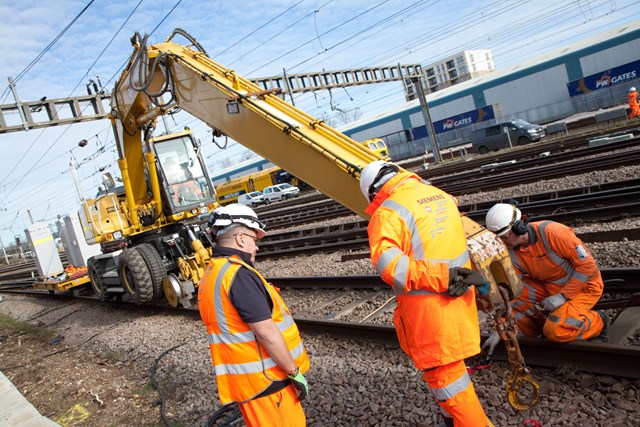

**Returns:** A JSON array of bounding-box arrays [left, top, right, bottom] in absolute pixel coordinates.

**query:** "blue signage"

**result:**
[[432, 106, 496, 134], [567, 59, 640, 97]]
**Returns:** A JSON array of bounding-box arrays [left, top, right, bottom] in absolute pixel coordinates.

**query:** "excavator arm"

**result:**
[[112, 30, 380, 219]]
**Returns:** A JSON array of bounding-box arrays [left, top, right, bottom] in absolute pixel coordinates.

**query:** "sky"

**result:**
[[0, 0, 638, 248]]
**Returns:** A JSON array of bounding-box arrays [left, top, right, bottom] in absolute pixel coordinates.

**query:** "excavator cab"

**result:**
[[151, 130, 216, 215]]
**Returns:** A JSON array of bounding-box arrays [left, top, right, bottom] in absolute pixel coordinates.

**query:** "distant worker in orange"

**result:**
[[628, 87, 640, 119], [198, 204, 310, 426], [360, 160, 495, 427], [483, 203, 608, 354]]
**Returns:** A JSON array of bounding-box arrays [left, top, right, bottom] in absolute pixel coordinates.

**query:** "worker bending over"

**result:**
[[360, 160, 495, 427], [198, 204, 310, 426], [483, 203, 608, 353]]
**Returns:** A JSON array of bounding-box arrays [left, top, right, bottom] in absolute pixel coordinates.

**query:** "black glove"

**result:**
[[448, 267, 485, 297], [287, 368, 308, 401]]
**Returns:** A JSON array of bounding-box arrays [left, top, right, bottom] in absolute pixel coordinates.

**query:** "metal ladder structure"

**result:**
[[0, 64, 422, 135]]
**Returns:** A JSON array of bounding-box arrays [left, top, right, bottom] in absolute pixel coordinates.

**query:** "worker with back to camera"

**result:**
[[628, 87, 640, 119], [197, 204, 310, 426], [360, 160, 495, 427], [482, 202, 608, 355]]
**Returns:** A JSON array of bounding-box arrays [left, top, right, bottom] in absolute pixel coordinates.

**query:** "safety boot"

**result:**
[[593, 310, 610, 343]]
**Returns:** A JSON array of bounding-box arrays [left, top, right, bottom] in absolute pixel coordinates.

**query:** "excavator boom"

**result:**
[[112, 32, 381, 219]]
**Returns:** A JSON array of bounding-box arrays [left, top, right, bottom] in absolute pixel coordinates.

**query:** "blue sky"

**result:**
[[0, 0, 638, 248]]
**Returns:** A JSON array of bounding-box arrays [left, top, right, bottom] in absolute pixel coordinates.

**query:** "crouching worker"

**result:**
[[198, 204, 310, 426], [483, 202, 608, 355], [360, 160, 495, 427]]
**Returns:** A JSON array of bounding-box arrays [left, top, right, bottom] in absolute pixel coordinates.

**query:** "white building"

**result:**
[[405, 49, 495, 99]]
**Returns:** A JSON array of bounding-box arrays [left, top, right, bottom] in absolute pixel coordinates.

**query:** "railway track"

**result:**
[[2, 268, 638, 379], [259, 146, 640, 229]]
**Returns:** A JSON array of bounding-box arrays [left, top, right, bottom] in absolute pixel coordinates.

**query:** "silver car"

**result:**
[[238, 191, 265, 208]]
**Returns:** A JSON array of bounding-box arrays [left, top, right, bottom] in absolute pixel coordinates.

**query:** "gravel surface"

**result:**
[[0, 296, 638, 427]]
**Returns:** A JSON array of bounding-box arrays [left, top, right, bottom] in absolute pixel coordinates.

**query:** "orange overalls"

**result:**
[[367, 172, 492, 427], [509, 221, 604, 342], [198, 256, 310, 427], [629, 90, 640, 119]]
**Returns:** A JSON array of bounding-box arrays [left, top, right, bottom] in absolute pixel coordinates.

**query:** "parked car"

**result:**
[[262, 183, 300, 204], [471, 119, 546, 154], [237, 191, 265, 208]]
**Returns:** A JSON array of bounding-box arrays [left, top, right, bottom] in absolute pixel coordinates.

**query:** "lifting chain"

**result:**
[[494, 286, 541, 411]]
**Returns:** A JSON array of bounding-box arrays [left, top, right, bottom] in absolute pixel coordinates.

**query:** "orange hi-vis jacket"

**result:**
[[629, 91, 639, 107], [366, 172, 480, 369], [198, 255, 310, 404], [508, 221, 603, 301]]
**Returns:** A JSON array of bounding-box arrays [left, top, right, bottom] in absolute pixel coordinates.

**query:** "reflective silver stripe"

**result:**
[[214, 341, 306, 376], [376, 247, 403, 276], [430, 371, 471, 402], [547, 314, 561, 323], [213, 261, 236, 334], [432, 249, 469, 268], [565, 316, 584, 329], [209, 330, 255, 345], [381, 199, 425, 260], [538, 222, 592, 287], [209, 313, 295, 345], [210, 257, 295, 346], [377, 199, 469, 295], [392, 254, 410, 295]]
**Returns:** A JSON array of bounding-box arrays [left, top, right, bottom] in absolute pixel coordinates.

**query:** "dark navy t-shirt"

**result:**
[[211, 247, 273, 323]]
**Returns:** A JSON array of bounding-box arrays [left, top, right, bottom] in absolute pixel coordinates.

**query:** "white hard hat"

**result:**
[[359, 160, 399, 201], [631, 87, 637, 92], [209, 203, 266, 239], [485, 203, 521, 236]]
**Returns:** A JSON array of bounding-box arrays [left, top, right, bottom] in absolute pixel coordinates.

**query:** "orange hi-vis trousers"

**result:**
[[239, 384, 306, 427], [423, 360, 493, 427], [513, 281, 604, 342]]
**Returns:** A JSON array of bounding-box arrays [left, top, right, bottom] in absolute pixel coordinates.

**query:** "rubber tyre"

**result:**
[[87, 257, 112, 302], [478, 146, 489, 155], [119, 247, 153, 304], [265, 198, 271, 205], [135, 243, 165, 300], [518, 136, 530, 145]]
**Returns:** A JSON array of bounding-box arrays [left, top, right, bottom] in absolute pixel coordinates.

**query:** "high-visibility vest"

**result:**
[[367, 172, 480, 369], [508, 221, 602, 300], [198, 255, 310, 403]]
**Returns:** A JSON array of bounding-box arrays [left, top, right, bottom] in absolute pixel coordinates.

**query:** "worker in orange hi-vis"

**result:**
[[628, 87, 640, 119], [360, 160, 495, 427], [483, 203, 608, 355], [198, 204, 310, 427]]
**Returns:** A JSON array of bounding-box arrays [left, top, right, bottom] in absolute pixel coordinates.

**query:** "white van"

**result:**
[[262, 184, 300, 204], [237, 191, 265, 208]]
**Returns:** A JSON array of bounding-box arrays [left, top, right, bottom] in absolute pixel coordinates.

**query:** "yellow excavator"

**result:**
[[77, 27, 538, 409], [82, 26, 524, 311]]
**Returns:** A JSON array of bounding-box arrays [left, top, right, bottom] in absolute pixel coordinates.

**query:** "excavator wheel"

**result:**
[[87, 257, 113, 302], [119, 248, 154, 304], [135, 243, 165, 300]]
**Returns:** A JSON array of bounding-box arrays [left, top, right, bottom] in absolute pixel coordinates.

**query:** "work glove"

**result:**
[[481, 330, 501, 356], [447, 267, 485, 297], [539, 293, 567, 312], [287, 368, 308, 401]]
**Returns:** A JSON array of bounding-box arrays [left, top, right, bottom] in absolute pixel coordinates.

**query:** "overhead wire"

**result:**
[[0, 0, 96, 103], [1, 1, 187, 233], [215, 0, 305, 57]]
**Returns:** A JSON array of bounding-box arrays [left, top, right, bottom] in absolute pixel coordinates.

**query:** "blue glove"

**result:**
[[539, 293, 567, 312], [287, 368, 308, 401], [476, 281, 491, 295]]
